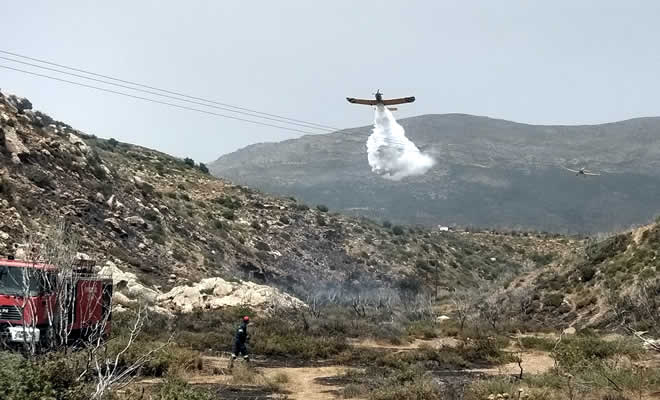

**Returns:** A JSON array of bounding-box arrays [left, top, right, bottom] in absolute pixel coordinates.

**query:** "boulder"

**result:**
[[158, 276, 306, 313], [104, 218, 122, 232], [8, 95, 32, 113], [68, 133, 91, 155], [124, 216, 146, 227], [563, 326, 577, 335], [3, 126, 29, 155], [99, 261, 158, 305]]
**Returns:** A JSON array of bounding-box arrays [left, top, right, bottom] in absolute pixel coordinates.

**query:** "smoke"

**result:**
[[366, 105, 435, 180]]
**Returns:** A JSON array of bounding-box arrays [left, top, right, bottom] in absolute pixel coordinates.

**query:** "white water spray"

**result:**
[[366, 105, 435, 180]]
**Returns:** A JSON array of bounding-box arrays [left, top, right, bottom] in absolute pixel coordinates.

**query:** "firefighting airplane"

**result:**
[[346, 90, 415, 111], [562, 166, 601, 176]]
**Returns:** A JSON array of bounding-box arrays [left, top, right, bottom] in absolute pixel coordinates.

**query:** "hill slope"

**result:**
[[210, 113, 660, 233], [0, 91, 577, 299]]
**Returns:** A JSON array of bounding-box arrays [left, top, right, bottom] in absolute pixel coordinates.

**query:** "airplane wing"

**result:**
[[382, 96, 415, 105], [346, 97, 378, 105], [584, 172, 601, 176], [562, 166, 580, 173]]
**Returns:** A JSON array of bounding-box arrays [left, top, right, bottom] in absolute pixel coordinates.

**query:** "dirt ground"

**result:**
[[131, 335, 660, 399]]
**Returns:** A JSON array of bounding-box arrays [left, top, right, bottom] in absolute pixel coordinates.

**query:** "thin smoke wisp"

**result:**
[[366, 105, 435, 180]]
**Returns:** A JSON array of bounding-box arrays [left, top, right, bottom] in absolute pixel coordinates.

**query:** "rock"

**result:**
[[8, 95, 32, 113], [124, 216, 146, 227], [169, 274, 177, 280], [99, 261, 159, 305], [76, 252, 92, 261], [133, 175, 144, 185], [563, 326, 577, 335], [100, 165, 111, 176], [4, 126, 29, 155], [68, 133, 91, 155], [436, 315, 451, 322], [157, 276, 306, 313], [95, 192, 105, 203], [113, 291, 136, 307], [104, 218, 122, 232], [0, 231, 9, 240]]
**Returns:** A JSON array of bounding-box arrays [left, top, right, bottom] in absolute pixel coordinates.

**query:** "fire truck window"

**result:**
[[0, 266, 42, 296]]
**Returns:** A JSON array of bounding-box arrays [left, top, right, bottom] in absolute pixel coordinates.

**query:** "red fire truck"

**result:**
[[0, 257, 112, 348]]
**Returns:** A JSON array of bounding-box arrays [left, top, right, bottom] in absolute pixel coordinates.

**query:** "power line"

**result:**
[[0, 64, 321, 135], [0, 55, 334, 132], [0, 49, 340, 131]]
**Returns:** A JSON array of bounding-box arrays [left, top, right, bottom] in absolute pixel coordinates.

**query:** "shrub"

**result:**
[[296, 203, 310, 211], [0, 351, 88, 400], [316, 215, 327, 226], [382, 220, 392, 228], [543, 293, 564, 308], [396, 276, 422, 303], [151, 377, 214, 400], [279, 215, 290, 225], [316, 204, 329, 212], [222, 209, 235, 220], [108, 137, 119, 147], [27, 168, 54, 190], [579, 264, 596, 282], [392, 226, 405, 235], [183, 157, 195, 167], [254, 334, 348, 359], [198, 163, 209, 174]]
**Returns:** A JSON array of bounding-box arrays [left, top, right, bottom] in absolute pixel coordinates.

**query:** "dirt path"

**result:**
[[262, 366, 352, 400], [349, 336, 460, 351], [471, 350, 555, 376]]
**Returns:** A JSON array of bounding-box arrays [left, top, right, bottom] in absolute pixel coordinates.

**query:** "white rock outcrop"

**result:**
[[99, 261, 159, 305], [157, 277, 305, 313], [100, 263, 305, 315]]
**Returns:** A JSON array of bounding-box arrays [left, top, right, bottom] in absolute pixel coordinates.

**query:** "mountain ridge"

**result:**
[[210, 113, 660, 233]]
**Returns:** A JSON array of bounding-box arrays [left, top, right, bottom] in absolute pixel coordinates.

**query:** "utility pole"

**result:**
[[435, 261, 439, 300]]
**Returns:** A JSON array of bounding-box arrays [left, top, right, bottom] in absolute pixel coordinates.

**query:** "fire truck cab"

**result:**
[[0, 258, 112, 348]]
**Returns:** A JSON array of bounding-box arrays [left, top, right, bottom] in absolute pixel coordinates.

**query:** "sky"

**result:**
[[2, 1, 660, 162]]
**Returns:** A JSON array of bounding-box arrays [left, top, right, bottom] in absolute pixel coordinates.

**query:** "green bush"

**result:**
[[392, 226, 405, 235], [543, 293, 564, 308], [254, 333, 348, 359], [151, 377, 214, 400], [519, 336, 556, 352], [198, 163, 209, 174], [0, 351, 88, 400], [183, 157, 195, 167], [316, 204, 329, 212], [579, 264, 596, 282], [222, 209, 235, 220]]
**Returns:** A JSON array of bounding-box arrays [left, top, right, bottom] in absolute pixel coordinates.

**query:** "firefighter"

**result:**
[[229, 316, 250, 368]]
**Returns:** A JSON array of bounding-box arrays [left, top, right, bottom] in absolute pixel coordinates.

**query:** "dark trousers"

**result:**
[[232, 341, 248, 358]]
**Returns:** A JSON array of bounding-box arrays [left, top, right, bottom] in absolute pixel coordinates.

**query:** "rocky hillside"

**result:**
[[0, 90, 579, 301], [210, 114, 660, 233], [496, 219, 660, 330]]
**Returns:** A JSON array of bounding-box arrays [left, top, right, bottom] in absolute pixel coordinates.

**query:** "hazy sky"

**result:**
[[3, 1, 659, 162]]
